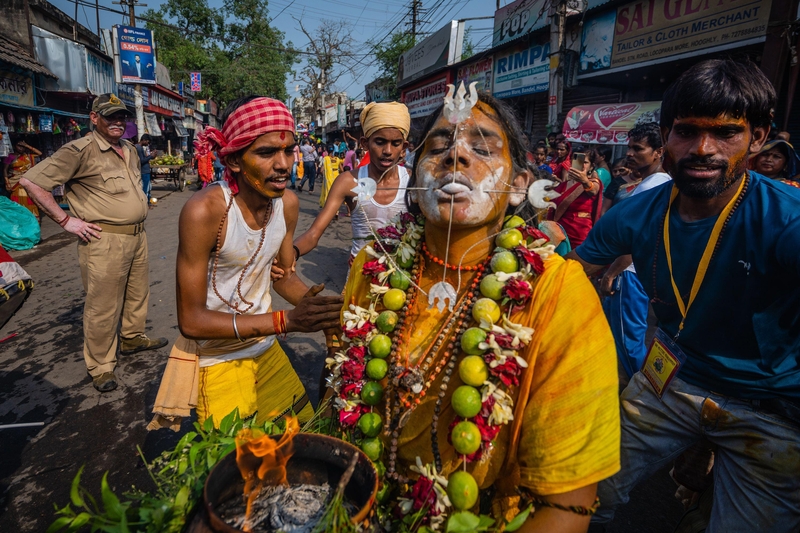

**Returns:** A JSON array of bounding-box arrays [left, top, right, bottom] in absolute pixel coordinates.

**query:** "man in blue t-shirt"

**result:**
[[570, 60, 800, 532]]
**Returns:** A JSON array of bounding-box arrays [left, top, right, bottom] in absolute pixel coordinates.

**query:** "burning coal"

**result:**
[[235, 417, 300, 531]]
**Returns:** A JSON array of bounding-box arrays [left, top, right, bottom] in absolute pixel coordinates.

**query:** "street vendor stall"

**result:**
[[151, 154, 189, 191]]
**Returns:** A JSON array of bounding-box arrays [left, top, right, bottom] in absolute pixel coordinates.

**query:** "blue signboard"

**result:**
[[115, 25, 157, 85]]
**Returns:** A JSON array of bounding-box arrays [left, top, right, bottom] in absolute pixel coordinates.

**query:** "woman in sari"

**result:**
[[3, 141, 42, 221], [547, 143, 603, 248], [548, 139, 571, 181]]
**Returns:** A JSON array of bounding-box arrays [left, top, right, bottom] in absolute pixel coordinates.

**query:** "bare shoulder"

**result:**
[[180, 184, 226, 230], [281, 188, 299, 213], [332, 169, 358, 196]]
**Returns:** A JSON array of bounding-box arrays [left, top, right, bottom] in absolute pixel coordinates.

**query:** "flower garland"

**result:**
[[326, 214, 556, 531]]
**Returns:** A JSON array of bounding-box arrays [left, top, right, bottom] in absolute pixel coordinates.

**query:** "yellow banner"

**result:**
[[0, 71, 34, 107], [611, 0, 772, 69]]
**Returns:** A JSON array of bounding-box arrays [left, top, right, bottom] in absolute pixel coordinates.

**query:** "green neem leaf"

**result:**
[[203, 416, 214, 432], [69, 512, 91, 530], [174, 486, 191, 510], [477, 514, 495, 530], [100, 473, 124, 520], [45, 516, 73, 533], [504, 504, 533, 532], [70, 466, 86, 507], [446, 511, 480, 532]]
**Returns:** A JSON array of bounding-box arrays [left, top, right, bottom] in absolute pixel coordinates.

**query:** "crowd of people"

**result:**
[[5, 58, 800, 532]]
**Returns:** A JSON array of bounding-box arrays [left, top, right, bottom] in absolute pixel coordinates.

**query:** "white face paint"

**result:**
[[410, 106, 521, 229], [413, 150, 510, 226]]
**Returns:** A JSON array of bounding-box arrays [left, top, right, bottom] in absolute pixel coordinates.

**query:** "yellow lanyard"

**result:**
[[663, 177, 746, 337]]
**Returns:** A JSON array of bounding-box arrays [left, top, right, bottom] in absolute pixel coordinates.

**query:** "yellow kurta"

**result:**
[[344, 251, 620, 513]]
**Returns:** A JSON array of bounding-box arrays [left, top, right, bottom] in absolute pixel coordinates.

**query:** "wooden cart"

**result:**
[[150, 163, 189, 191]]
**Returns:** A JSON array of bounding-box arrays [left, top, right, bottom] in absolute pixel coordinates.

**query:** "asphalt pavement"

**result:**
[[0, 176, 684, 532]]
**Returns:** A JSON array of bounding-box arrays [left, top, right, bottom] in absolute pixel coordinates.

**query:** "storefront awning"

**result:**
[[172, 118, 189, 137], [563, 102, 661, 145], [0, 101, 88, 119]]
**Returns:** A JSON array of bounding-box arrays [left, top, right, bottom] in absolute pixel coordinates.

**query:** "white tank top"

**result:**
[[199, 182, 284, 367], [350, 165, 410, 256]]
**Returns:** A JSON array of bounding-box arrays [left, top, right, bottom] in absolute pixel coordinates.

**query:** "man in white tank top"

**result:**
[[153, 96, 343, 429], [294, 102, 412, 265]]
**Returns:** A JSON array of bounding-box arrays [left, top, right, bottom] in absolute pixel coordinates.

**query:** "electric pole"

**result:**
[[547, 0, 566, 132], [407, 0, 424, 45], [113, 0, 147, 139]]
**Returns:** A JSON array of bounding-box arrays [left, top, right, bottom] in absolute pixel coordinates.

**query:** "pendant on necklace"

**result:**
[[428, 281, 457, 312], [398, 367, 424, 395]]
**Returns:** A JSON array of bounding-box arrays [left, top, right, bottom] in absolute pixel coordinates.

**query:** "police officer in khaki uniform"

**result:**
[[19, 93, 167, 392]]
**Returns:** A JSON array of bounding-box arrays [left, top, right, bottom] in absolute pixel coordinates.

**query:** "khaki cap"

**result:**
[[92, 93, 133, 117]]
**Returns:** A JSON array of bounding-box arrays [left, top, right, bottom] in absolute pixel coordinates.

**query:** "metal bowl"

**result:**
[[203, 433, 378, 532]]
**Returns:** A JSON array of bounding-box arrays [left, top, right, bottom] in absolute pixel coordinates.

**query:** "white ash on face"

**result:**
[[219, 483, 331, 533]]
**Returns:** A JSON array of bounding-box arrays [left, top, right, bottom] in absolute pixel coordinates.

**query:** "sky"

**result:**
[[49, 0, 505, 102]]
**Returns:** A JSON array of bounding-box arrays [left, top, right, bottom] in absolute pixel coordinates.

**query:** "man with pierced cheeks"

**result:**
[[571, 60, 800, 532], [342, 92, 621, 531], [152, 96, 343, 429]]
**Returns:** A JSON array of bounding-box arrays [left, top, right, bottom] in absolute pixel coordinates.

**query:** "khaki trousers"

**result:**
[[77, 231, 149, 377]]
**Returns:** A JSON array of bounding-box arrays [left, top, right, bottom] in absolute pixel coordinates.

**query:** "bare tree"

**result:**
[[294, 19, 356, 120]]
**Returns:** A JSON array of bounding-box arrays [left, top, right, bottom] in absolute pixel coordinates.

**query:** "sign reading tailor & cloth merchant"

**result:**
[[493, 42, 550, 99], [0, 72, 35, 107], [609, 0, 771, 70], [113, 25, 157, 85], [402, 77, 449, 119], [457, 56, 494, 93]]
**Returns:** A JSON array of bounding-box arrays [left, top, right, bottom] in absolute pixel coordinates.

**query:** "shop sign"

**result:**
[[582, 0, 772, 74], [118, 84, 150, 108], [456, 56, 494, 93], [398, 21, 464, 87], [337, 104, 347, 128], [365, 79, 393, 103], [0, 71, 34, 107], [563, 101, 661, 144], [147, 86, 183, 117], [492, 42, 550, 99], [492, 0, 548, 47], [402, 76, 449, 119], [113, 25, 157, 85]]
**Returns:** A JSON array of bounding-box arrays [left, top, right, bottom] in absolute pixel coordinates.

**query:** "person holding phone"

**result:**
[[546, 142, 603, 248]]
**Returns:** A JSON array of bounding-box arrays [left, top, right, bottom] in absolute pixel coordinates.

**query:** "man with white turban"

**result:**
[[294, 101, 412, 264]]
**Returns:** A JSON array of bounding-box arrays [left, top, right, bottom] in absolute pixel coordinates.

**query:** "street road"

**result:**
[[0, 179, 684, 532]]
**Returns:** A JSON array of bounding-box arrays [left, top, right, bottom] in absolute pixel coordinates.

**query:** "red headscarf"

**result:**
[[194, 97, 294, 194]]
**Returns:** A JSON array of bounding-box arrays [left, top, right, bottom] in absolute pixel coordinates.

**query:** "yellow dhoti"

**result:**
[[196, 341, 313, 427]]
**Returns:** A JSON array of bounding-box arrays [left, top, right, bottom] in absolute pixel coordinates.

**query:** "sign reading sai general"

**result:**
[[114, 25, 157, 85], [610, 0, 772, 69], [493, 42, 550, 99]]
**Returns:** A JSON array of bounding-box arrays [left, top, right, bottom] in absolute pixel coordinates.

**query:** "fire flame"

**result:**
[[235, 417, 300, 531]]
